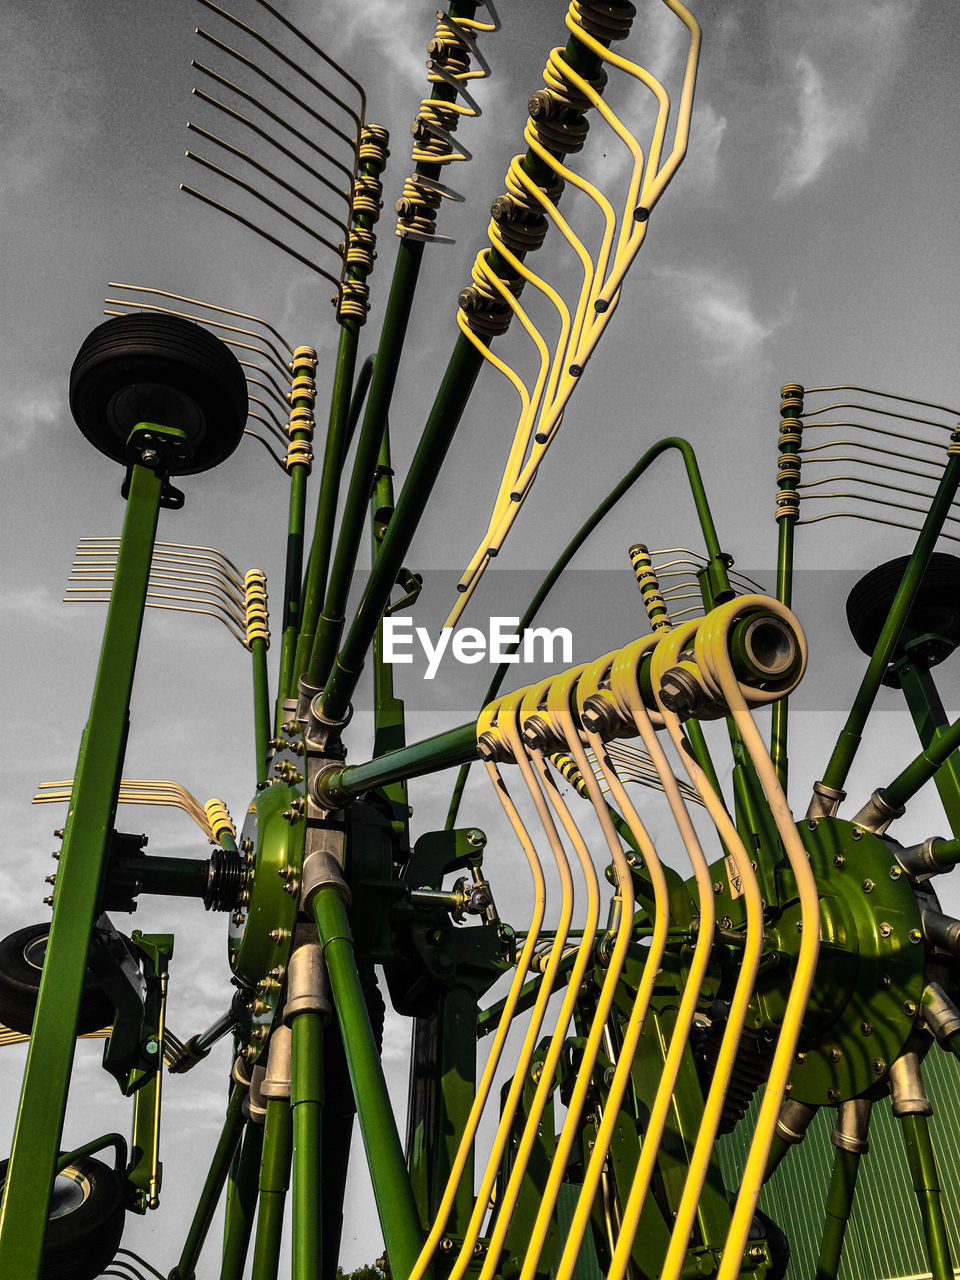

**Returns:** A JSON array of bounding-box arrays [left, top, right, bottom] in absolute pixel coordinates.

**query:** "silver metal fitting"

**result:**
[[283, 942, 332, 1025], [247, 1064, 268, 1125], [301, 841, 350, 913], [774, 1097, 818, 1146], [851, 788, 906, 835], [260, 1023, 292, 1101], [830, 1097, 871, 1153], [806, 781, 846, 820], [889, 1050, 932, 1117], [922, 982, 960, 1042], [921, 908, 960, 955], [896, 836, 950, 881]]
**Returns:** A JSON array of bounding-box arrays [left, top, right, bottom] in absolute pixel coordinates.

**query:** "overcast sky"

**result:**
[[2, 1, 960, 1275]]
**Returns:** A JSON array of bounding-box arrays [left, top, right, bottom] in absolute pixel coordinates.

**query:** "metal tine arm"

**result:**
[[78, 538, 247, 591], [804, 384, 960, 418], [796, 488, 960, 525], [72, 547, 247, 603], [251, 0, 366, 117], [181, 176, 343, 292], [190, 64, 352, 201], [802, 402, 957, 432], [196, 0, 361, 139], [248, 403, 289, 443], [186, 123, 347, 252], [191, 88, 351, 227], [34, 779, 215, 839], [244, 428, 288, 471], [105, 293, 292, 379], [244, 369, 292, 415], [798, 471, 943, 504], [800, 417, 954, 455], [651, 549, 767, 594], [66, 591, 249, 646], [107, 281, 292, 355], [67, 567, 246, 621], [800, 446, 946, 483], [193, 29, 355, 172], [797, 510, 960, 542]]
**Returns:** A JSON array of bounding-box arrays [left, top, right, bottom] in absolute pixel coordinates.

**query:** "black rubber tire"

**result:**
[[0, 924, 113, 1035], [846, 552, 960, 659], [69, 313, 248, 474], [0, 1154, 125, 1280]]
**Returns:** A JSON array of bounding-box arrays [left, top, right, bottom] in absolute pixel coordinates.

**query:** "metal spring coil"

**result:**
[[358, 124, 390, 172], [459, 1, 628, 334], [551, 751, 591, 798], [458, 253, 526, 337], [204, 797, 236, 842], [244, 570, 270, 650], [203, 846, 245, 912], [338, 276, 370, 321], [290, 346, 318, 374], [345, 227, 377, 271], [284, 438, 314, 473], [351, 172, 383, 223], [571, 0, 637, 43], [692, 1019, 772, 1135], [396, 6, 497, 241], [776, 382, 804, 522], [629, 543, 671, 631]]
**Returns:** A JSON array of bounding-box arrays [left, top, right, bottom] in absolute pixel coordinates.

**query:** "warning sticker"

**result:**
[[725, 852, 743, 899]]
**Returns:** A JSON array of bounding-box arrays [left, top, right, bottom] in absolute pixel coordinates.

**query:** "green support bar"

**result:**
[[819, 452, 960, 798], [0, 456, 166, 1280], [880, 713, 960, 814], [252, 1097, 293, 1280], [170, 1086, 247, 1280], [772, 382, 803, 791], [310, 886, 432, 1280], [320, 722, 479, 807], [276, 347, 319, 712], [291, 1010, 325, 1280], [814, 1147, 861, 1280], [221, 1117, 264, 1280], [252, 633, 272, 786], [897, 661, 960, 835], [308, 240, 426, 689], [900, 1113, 954, 1280], [295, 323, 362, 688]]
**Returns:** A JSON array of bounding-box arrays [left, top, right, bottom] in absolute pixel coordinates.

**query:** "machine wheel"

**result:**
[[0, 924, 113, 1035], [845, 552, 960, 663], [69, 313, 248, 474], [0, 1154, 125, 1280]]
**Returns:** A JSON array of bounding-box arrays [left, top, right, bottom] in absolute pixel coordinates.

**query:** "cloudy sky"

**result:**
[[2, 0, 960, 1275]]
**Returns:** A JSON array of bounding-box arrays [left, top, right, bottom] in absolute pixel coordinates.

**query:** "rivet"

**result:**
[[862, 879, 874, 893], [827, 1087, 840, 1103], [903, 1000, 917, 1017], [833, 854, 844, 868], [860, 1021, 873, 1036], [909, 929, 922, 944], [873, 1058, 886, 1075], [879, 921, 892, 938]]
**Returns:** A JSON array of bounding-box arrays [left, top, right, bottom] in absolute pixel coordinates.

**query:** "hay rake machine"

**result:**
[[3, 3, 960, 1280]]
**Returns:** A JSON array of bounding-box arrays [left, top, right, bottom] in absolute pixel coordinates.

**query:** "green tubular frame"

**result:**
[[170, 1086, 247, 1280], [815, 1147, 861, 1280], [221, 1116, 265, 1280], [252, 631, 272, 785], [0, 451, 168, 1280], [898, 662, 960, 837], [309, 885, 432, 1280], [251, 1097, 293, 1280], [900, 1113, 954, 1280], [290, 1008, 325, 1280]]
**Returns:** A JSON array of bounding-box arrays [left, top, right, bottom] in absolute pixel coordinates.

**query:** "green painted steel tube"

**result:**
[[169, 1087, 247, 1280], [252, 635, 271, 785], [899, 663, 960, 838], [771, 516, 796, 790], [820, 453, 960, 796], [295, 326, 363, 687], [308, 241, 425, 688], [321, 722, 478, 806], [221, 1118, 264, 1280], [445, 437, 727, 827], [277, 347, 318, 708], [882, 699, 960, 816], [310, 886, 432, 1280], [0, 459, 164, 1280], [291, 1011, 324, 1280], [252, 1096, 293, 1280], [900, 1113, 954, 1280], [814, 1147, 861, 1280]]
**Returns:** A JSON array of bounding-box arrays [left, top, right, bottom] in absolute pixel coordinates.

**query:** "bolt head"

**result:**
[[466, 829, 486, 848], [873, 1058, 886, 1074], [903, 1000, 918, 1017], [889, 865, 902, 879], [827, 1087, 840, 1103], [833, 854, 845, 867], [860, 1021, 874, 1036], [862, 879, 874, 893], [909, 928, 922, 944], [879, 921, 892, 938]]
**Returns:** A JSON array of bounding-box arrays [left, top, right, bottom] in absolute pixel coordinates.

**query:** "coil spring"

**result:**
[[776, 382, 804, 522], [290, 346, 318, 375], [285, 438, 314, 473], [244, 570, 269, 650], [458, 252, 525, 337], [459, 4, 620, 335], [358, 123, 390, 171], [692, 1017, 772, 1135], [571, 0, 637, 43], [203, 845, 245, 912], [551, 752, 591, 798], [396, 6, 498, 242], [204, 797, 236, 842], [629, 543, 672, 631]]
